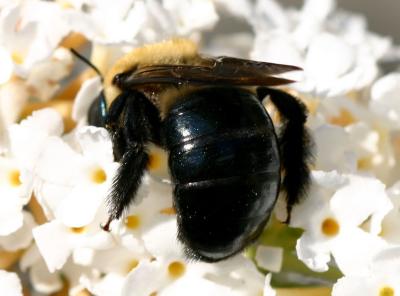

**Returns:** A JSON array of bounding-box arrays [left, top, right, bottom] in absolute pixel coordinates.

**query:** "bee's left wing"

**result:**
[[113, 56, 301, 88]]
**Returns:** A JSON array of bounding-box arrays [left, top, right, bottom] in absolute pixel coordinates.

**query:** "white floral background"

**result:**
[[0, 0, 400, 295]]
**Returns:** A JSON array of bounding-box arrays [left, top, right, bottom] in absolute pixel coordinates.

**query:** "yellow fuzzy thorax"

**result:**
[[104, 38, 200, 105]]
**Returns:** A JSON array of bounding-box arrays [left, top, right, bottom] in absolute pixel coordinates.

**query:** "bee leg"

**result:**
[[103, 91, 161, 230], [88, 91, 108, 127], [257, 87, 314, 223]]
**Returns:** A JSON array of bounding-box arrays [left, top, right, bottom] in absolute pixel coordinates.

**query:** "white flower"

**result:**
[[0, 211, 36, 251], [31, 125, 119, 271], [311, 94, 397, 183], [332, 247, 400, 296], [0, 1, 70, 77], [80, 238, 150, 295], [21, 244, 94, 295], [0, 79, 29, 144], [9, 108, 64, 172], [250, 0, 391, 97], [64, 0, 218, 45], [312, 124, 357, 173], [291, 171, 391, 275], [20, 245, 63, 295], [214, 0, 252, 20], [370, 72, 400, 129], [32, 214, 114, 272], [162, 0, 218, 35], [25, 47, 73, 101], [122, 217, 266, 296], [0, 46, 13, 84], [34, 126, 118, 224], [0, 270, 22, 296], [64, 0, 145, 44], [0, 157, 30, 235], [379, 182, 400, 244], [0, 109, 61, 236], [82, 272, 126, 296]]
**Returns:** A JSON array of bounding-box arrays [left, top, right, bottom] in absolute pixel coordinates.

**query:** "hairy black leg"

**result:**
[[257, 87, 314, 223], [105, 92, 130, 161], [88, 91, 108, 127], [103, 91, 161, 230]]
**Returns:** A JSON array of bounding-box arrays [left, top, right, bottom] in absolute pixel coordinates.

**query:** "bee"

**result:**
[[80, 39, 313, 262]]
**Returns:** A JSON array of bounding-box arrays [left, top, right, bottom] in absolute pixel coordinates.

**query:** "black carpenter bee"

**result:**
[[77, 39, 313, 262]]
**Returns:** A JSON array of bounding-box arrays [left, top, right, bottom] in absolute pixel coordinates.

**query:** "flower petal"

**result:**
[[0, 270, 22, 296], [30, 260, 63, 294], [32, 221, 71, 272], [330, 174, 392, 232], [0, 211, 36, 251], [76, 126, 114, 164], [9, 108, 64, 170], [72, 76, 103, 124]]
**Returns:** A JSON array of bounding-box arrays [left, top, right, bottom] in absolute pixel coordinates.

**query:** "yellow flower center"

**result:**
[[11, 52, 24, 65], [168, 261, 186, 279], [329, 108, 357, 127], [90, 167, 107, 184], [149, 292, 158, 296], [321, 217, 340, 237], [159, 207, 176, 215], [379, 286, 394, 296], [126, 259, 139, 273], [76, 289, 91, 296], [57, 0, 74, 9], [357, 157, 373, 170], [8, 170, 21, 187], [147, 153, 162, 171], [125, 215, 141, 230], [69, 226, 87, 234]]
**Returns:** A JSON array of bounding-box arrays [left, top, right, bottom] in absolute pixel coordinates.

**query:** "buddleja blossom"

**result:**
[[291, 171, 392, 274], [32, 124, 119, 271], [0, 48, 73, 146], [370, 72, 400, 129], [0, 109, 61, 251], [332, 247, 400, 295], [0, 1, 70, 77], [250, 0, 391, 97]]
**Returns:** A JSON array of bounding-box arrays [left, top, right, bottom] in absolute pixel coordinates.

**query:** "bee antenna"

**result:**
[[70, 48, 104, 82]]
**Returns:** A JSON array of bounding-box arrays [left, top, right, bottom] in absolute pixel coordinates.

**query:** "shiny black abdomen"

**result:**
[[163, 87, 280, 262]]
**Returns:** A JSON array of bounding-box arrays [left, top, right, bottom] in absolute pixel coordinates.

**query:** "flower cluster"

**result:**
[[0, 0, 399, 296]]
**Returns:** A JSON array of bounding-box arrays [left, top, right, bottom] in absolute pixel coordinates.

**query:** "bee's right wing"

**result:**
[[113, 56, 301, 88]]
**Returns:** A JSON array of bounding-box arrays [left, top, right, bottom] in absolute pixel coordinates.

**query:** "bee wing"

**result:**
[[113, 56, 302, 88]]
